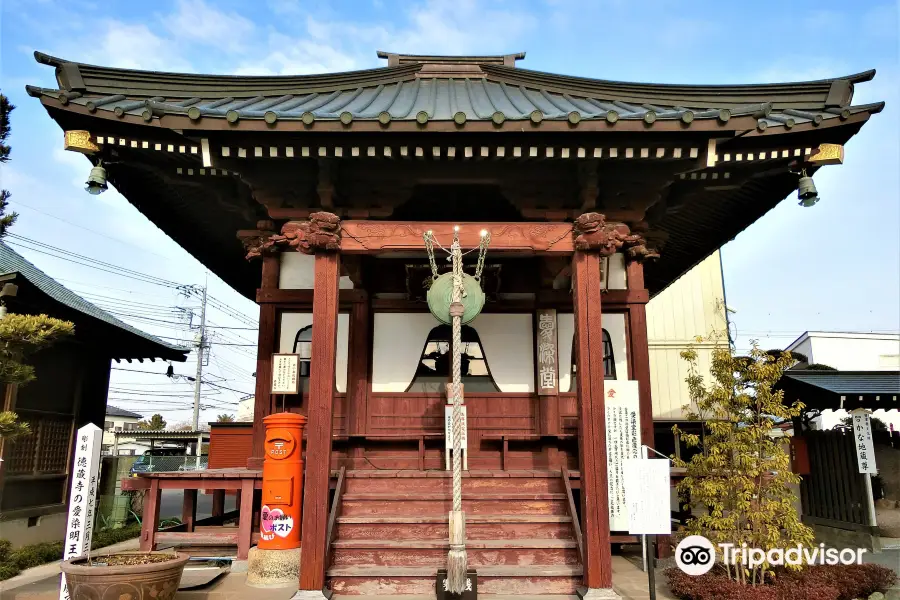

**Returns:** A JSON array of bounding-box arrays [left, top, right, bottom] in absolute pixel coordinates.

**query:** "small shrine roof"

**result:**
[[26, 51, 883, 132]]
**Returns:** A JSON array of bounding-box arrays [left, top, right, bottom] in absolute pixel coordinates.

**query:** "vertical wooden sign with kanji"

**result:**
[[59, 423, 102, 600], [535, 309, 559, 395]]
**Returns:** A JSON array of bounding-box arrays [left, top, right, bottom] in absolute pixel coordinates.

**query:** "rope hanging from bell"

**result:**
[[423, 226, 491, 594]]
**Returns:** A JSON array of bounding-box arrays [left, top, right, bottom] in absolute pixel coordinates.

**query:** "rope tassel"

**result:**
[[447, 509, 467, 593]]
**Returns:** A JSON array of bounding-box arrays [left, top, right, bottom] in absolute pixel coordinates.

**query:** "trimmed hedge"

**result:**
[[0, 523, 142, 582], [666, 563, 897, 600]]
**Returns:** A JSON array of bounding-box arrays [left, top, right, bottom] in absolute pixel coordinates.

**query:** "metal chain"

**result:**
[[423, 230, 440, 280], [474, 231, 492, 280]]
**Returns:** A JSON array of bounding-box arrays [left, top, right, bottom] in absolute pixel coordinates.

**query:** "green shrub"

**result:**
[[0, 522, 141, 581]]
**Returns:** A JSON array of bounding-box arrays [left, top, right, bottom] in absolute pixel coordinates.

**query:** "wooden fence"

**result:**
[[800, 430, 872, 531]]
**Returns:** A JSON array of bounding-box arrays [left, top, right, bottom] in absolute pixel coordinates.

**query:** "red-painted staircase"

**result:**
[[328, 470, 582, 599]]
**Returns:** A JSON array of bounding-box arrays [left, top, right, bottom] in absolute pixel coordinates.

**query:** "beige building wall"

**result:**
[[647, 251, 727, 421]]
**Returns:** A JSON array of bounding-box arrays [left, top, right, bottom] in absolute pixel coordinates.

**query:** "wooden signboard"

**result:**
[[535, 309, 559, 395], [605, 380, 641, 532], [271, 353, 300, 394], [444, 404, 468, 471], [60, 423, 103, 600], [851, 408, 877, 474]]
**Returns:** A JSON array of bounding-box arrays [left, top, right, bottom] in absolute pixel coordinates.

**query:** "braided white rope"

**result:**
[[451, 238, 463, 513]]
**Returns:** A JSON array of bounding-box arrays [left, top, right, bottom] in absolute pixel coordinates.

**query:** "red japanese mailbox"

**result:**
[[259, 412, 306, 550]]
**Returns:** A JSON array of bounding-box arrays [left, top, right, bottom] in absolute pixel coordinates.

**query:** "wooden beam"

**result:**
[[256, 288, 367, 305], [340, 221, 574, 254], [572, 250, 613, 589], [299, 252, 341, 592]]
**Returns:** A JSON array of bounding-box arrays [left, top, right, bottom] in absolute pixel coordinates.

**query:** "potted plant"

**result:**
[[61, 551, 189, 600]]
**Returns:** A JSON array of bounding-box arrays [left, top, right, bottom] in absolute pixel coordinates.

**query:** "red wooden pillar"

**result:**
[[625, 259, 654, 449], [249, 255, 280, 469], [299, 251, 341, 592], [572, 249, 613, 590]]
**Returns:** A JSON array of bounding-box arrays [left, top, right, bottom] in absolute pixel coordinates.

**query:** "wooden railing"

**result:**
[[561, 468, 584, 563], [325, 467, 347, 569]]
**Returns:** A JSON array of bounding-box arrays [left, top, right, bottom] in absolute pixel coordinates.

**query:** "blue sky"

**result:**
[[1, 0, 897, 423]]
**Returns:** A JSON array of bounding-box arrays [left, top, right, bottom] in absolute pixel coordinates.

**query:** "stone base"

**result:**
[[578, 588, 622, 600], [291, 590, 331, 600], [246, 547, 302, 588]]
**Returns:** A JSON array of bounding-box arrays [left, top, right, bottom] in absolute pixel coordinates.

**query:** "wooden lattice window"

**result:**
[[4, 415, 73, 475]]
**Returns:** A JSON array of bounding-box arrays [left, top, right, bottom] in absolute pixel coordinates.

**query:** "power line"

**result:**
[[6, 234, 181, 288]]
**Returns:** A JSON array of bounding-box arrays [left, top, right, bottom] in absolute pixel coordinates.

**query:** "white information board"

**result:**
[[60, 423, 103, 600], [624, 458, 672, 535], [851, 408, 877, 474], [444, 405, 468, 470], [271, 353, 300, 394], [605, 380, 641, 531]]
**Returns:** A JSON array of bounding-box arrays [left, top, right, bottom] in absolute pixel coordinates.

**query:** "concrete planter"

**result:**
[[61, 552, 189, 600]]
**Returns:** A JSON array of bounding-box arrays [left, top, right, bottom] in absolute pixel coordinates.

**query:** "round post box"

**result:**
[[259, 412, 307, 550]]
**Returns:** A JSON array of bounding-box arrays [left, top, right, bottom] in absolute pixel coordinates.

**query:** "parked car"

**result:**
[[129, 448, 189, 475]]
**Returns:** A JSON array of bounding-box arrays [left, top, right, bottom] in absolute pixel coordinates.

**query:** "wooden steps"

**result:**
[[328, 470, 581, 596]]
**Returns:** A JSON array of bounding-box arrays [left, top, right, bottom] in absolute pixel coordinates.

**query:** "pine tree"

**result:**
[[138, 414, 167, 430], [0, 91, 75, 442], [216, 414, 234, 423], [1, 92, 18, 236], [673, 337, 814, 585]]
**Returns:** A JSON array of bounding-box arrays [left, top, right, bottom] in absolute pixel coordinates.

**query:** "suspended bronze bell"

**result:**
[[427, 272, 485, 325], [797, 170, 819, 207]]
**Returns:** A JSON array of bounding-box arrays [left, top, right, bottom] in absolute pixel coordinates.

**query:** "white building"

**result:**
[[786, 331, 900, 429], [102, 406, 150, 455]]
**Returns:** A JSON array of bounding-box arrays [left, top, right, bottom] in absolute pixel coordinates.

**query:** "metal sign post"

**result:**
[[624, 445, 673, 600], [59, 423, 103, 600]]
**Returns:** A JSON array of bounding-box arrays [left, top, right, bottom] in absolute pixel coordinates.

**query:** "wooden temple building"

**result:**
[[28, 50, 882, 597]]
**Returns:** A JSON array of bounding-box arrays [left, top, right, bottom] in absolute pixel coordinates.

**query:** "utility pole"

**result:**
[[192, 284, 208, 468]]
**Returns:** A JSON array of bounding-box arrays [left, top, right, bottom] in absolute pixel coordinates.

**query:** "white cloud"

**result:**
[[67, 20, 194, 72], [164, 0, 256, 54]]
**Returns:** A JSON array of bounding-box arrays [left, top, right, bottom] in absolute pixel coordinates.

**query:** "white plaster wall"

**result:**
[[557, 312, 628, 392], [371, 313, 536, 393], [471, 314, 534, 393], [279, 252, 354, 289], [793, 334, 900, 371], [278, 311, 350, 392], [372, 313, 438, 392], [603, 253, 627, 290]]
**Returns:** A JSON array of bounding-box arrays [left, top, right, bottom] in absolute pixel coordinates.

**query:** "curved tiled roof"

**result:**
[[26, 51, 883, 132], [0, 241, 188, 360]]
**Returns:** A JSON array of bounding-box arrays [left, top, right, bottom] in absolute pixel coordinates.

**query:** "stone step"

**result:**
[[341, 498, 568, 517], [330, 547, 579, 567], [335, 520, 575, 541]]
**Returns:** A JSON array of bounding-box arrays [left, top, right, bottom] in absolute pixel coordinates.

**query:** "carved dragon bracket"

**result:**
[[239, 211, 342, 259]]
